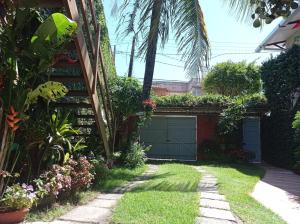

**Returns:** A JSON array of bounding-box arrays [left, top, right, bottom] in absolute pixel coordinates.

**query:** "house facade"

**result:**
[[152, 78, 201, 96], [256, 7, 300, 52]]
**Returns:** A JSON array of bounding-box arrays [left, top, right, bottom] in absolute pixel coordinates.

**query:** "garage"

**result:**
[[140, 116, 197, 161]]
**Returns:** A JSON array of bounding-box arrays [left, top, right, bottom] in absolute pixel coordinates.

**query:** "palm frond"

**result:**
[[172, 0, 210, 78], [115, 0, 142, 39], [222, 0, 255, 22]]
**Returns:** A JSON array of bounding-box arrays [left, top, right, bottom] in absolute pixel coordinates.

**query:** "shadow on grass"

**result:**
[[133, 180, 197, 193], [148, 159, 265, 179]]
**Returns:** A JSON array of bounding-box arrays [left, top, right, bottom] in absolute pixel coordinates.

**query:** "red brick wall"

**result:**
[[197, 115, 219, 160]]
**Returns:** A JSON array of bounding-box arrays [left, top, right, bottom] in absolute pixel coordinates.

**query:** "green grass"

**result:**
[[112, 164, 201, 224], [202, 163, 286, 224], [26, 165, 147, 222]]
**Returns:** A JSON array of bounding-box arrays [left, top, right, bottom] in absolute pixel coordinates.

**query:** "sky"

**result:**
[[102, 0, 282, 81]]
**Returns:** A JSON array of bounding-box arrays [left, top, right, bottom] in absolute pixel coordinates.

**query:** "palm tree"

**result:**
[[114, 0, 295, 100], [115, 0, 210, 100]]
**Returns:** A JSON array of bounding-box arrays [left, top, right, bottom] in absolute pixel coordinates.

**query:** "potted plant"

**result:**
[[0, 183, 37, 224]]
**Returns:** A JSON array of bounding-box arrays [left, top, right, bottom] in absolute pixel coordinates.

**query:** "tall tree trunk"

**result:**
[[128, 35, 136, 78], [142, 0, 163, 100]]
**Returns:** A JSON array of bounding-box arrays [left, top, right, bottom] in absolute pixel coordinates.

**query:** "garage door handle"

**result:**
[[166, 140, 171, 142]]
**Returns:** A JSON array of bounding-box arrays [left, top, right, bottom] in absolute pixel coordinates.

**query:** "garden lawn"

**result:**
[[26, 165, 147, 222], [112, 163, 201, 224], [203, 163, 286, 224]]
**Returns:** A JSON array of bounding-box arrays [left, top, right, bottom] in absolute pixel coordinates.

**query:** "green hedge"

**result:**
[[261, 45, 300, 168], [153, 93, 266, 109], [153, 94, 231, 107]]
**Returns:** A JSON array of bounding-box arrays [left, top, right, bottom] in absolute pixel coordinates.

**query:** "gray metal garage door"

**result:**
[[140, 116, 197, 161]]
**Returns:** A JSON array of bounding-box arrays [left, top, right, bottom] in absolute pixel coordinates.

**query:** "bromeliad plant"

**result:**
[[26, 112, 87, 177], [0, 2, 77, 197]]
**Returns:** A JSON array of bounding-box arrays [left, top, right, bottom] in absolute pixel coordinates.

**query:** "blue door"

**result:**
[[243, 117, 261, 163], [140, 116, 197, 161]]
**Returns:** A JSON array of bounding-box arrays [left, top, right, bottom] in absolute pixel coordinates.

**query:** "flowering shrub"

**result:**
[[35, 164, 72, 198], [0, 184, 37, 210], [67, 157, 94, 191], [143, 99, 156, 111]]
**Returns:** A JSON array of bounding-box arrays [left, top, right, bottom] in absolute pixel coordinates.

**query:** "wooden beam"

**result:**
[[50, 76, 84, 83], [18, 0, 63, 8], [93, 25, 100, 93], [87, 0, 98, 30], [68, 90, 89, 97], [53, 102, 92, 108], [53, 61, 80, 69], [79, 0, 95, 53]]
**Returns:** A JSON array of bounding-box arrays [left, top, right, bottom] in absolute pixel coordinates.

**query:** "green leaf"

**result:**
[[30, 13, 77, 58], [25, 81, 68, 110]]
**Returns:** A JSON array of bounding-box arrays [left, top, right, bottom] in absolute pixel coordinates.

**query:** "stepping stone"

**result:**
[[200, 207, 236, 221], [97, 193, 123, 200], [58, 206, 112, 223], [199, 183, 218, 188], [88, 198, 118, 208], [200, 198, 230, 210], [196, 217, 236, 224], [198, 186, 218, 193], [201, 192, 226, 201]]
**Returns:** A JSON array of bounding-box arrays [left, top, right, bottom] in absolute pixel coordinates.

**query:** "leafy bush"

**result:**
[[261, 45, 300, 168], [200, 140, 250, 163], [90, 157, 109, 184], [123, 142, 150, 168], [203, 61, 262, 96], [67, 157, 94, 191], [109, 76, 142, 117]]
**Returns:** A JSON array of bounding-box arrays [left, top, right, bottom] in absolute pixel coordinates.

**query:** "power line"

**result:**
[[116, 51, 185, 68], [211, 52, 272, 59], [116, 50, 273, 60]]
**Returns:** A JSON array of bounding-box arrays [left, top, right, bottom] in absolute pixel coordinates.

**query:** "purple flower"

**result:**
[[27, 185, 34, 192], [22, 183, 27, 189], [28, 192, 36, 199]]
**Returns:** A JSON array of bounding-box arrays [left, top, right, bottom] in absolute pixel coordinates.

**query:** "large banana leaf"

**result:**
[[30, 13, 77, 58]]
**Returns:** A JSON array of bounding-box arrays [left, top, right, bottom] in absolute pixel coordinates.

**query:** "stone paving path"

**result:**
[[27, 164, 159, 224], [251, 164, 300, 224], [194, 167, 239, 224]]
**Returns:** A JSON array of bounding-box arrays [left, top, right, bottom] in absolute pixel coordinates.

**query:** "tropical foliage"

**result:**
[[261, 45, 300, 168], [203, 61, 262, 96], [0, 4, 77, 205]]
